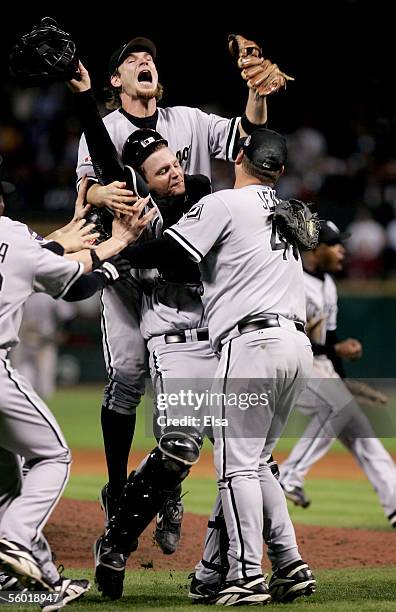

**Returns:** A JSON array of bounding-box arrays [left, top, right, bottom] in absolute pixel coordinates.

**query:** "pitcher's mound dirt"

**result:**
[[45, 499, 396, 571]]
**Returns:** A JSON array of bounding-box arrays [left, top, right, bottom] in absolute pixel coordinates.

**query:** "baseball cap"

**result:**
[[319, 220, 351, 245], [242, 128, 287, 171], [109, 37, 157, 76], [122, 128, 168, 168]]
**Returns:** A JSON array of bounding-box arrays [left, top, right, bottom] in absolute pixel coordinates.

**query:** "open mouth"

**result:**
[[138, 70, 153, 83]]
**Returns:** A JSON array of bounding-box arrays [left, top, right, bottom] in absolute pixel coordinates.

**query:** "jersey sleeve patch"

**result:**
[[186, 203, 204, 221], [27, 227, 44, 241]]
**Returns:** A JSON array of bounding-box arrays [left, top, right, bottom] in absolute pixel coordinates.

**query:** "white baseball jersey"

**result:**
[[0, 217, 83, 349], [140, 279, 206, 339], [77, 106, 240, 186], [304, 271, 337, 347], [165, 185, 306, 350], [138, 205, 206, 340]]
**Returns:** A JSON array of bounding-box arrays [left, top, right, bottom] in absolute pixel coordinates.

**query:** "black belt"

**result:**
[[237, 314, 305, 335], [164, 329, 209, 344]]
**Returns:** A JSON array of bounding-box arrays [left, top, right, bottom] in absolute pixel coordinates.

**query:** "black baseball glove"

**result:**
[[9, 17, 80, 86], [273, 199, 320, 257], [84, 207, 113, 244], [83, 165, 151, 245]]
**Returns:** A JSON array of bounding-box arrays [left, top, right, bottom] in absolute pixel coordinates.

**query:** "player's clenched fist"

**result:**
[[335, 338, 363, 360]]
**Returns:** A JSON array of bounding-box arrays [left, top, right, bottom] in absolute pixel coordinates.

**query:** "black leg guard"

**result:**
[[201, 513, 230, 581], [104, 427, 202, 555], [267, 454, 280, 480]]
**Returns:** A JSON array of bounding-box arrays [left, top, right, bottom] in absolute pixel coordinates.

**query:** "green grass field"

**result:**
[[48, 387, 396, 453], [29, 387, 394, 609], [48, 386, 396, 529], [2, 569, 396, 611]]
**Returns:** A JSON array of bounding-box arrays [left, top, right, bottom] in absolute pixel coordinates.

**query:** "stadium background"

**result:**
[[1, 4, 396, 610]]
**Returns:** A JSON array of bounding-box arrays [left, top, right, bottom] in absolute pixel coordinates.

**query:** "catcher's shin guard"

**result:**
[[104, 427, 202, 554], [201, 512, 230, 581]]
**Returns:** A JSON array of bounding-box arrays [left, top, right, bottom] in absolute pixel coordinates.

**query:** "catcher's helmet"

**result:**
[[122, 128, 168, 168]]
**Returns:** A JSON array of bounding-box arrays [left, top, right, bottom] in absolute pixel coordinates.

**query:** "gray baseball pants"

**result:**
[[280, 357, 396, 517], [147, 331, 218, 435], [100, 279, 147, 416], [0, 350, 70, 583], [210, 321, 313, 581]]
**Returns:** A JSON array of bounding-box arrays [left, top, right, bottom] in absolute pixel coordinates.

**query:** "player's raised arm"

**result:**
[[70, 61, 138, 214], [228, 34, 294, 137]]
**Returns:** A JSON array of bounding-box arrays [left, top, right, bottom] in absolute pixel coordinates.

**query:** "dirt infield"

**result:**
[[71, 448, 396, 480], [45, 498, 396, 571]]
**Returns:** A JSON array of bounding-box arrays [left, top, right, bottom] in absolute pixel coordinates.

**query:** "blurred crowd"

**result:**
[[2, 83, 396, 278]]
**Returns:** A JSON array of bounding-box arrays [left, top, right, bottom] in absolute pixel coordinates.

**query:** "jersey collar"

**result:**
[[119, 108, 158, 130]]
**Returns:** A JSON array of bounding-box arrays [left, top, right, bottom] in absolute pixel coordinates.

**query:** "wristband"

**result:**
[[90, 249, 102, 270], [240, 113, 267, 135]]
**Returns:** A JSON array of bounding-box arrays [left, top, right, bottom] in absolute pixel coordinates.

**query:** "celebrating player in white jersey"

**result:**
[[74, 37, 270, 547], [0, 171, 152, 606], [279, 221, 396, 527], [112, 128, 317, 605]]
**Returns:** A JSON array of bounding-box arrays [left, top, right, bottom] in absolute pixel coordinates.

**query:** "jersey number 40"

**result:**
[[270, 217, 289, 260]]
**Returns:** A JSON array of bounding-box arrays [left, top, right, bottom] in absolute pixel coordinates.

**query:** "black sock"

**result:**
[[101, 407, 136, 499]]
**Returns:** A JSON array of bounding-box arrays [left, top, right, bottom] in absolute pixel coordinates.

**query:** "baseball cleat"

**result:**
[[187, 572, 219, 603], [94, 534, 126, 600], [0, 539, 53, 591], [387, 510, 396, 528], [154, 490, 184, 555], [99, 483, 119, 528], [40, 577, 90, 611], [0, 571, 26, 591], [209, 574, 271, 606], [268, 560, 316, 602], [282, 484, 311, 508]]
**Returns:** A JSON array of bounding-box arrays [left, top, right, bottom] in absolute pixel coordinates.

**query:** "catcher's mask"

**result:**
[[122, 128, 168, 168], [9, 17, 79, 86], [242, 128, 287, 171]]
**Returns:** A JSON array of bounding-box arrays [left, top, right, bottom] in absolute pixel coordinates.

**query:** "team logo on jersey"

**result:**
[[176, 144, 191, 164], [185, 202, 203, 220]]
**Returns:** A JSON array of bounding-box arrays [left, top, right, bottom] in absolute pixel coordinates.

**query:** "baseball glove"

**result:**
[[84, 207, 112, 245], [345, 379, 388, 408], [273, 199, 320, 254], [228, 34, 294, 96], [9, 17, 80, 86]]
